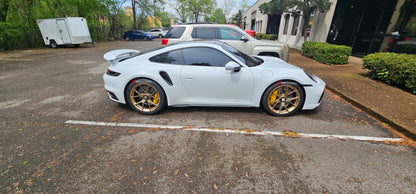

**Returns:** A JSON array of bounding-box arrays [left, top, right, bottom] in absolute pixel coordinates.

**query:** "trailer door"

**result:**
[[56, 19, 72, 44]]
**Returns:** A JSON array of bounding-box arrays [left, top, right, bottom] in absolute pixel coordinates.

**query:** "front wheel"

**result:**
[[144, 37, 148, 41], [126, 79, 166, 115], [261, 81, 304, 116]]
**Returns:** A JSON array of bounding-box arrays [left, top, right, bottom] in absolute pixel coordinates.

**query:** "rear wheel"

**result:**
[[158, 34, 163, 38], [126, 37, 130, 41], [144, 37, 148, 41], [50, 40, 58, 48], [126, 79, 166, 115], [261, 81, 304, 116]]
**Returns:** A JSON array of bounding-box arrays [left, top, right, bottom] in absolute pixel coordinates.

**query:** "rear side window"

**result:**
[[191, 27, 217, 39], [182, 47, 233, 67], [165, 27, 185, 38], [220, 28, 244, 40], [150, 50, 184, 65]]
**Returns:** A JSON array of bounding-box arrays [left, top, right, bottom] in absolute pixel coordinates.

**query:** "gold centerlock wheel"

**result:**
[[262, 81, 305, 116], [126, 79, 166, 115]]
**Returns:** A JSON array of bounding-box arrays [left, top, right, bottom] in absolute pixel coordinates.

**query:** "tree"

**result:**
[[134, 0, 152, 29], [209, 8, 225, 24], [232, 9, 243, 26], [0, 0, 9, 22], [187, 0, 214, 22], [173, 0, 189, 23], [217, 0, 235, 22], [259, 0, 331, 40]]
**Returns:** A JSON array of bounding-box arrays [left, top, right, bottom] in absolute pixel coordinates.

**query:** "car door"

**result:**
[[180, 47, 254, 105], [56, 19, 71, 44], [219, 27, 252, 55]]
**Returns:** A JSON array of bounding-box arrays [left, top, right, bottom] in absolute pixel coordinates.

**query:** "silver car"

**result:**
[[162, 24, 289, 62]]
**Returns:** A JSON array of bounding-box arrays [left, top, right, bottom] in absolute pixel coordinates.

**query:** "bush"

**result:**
[[362, 52, 416, 94], [255, 33, 277, 40], [301, 41, 352, 65], [0, 22, 43, 50]]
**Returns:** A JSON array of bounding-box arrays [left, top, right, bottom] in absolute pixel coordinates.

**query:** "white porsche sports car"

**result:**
[[103, 41, 325, 116]]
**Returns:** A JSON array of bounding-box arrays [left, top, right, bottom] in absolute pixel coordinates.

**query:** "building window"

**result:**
[[260, 21, 262, 32], [283, 14, 290, 35], [291, 15, 300, 35]]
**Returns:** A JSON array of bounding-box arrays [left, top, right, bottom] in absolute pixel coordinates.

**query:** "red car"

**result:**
[[244, 30, 256, 37]]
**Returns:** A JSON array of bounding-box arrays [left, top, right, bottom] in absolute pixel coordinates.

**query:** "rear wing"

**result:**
[[103, 49, 140, 65]]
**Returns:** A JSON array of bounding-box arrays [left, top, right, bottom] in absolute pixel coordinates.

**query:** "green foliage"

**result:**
[[259, 0, 331, 15], [255, 33, 277, 40], [259, 0, 291, 15], [0, 22, 43, 50], [232, 10, 243, 26], [174, 0, 190, 23], [187, 0, 214, 22], [302, 41, 352, 65], [362, 52, 416, 94], [207, 8, 226, 24]]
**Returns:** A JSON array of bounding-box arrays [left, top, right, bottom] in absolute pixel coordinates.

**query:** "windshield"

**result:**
[[221, 44, 263, 67]]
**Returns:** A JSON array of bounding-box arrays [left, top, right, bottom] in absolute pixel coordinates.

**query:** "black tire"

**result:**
[[261, 81, 304, 116], [126, 79, 166, 115], [126, 37, 130, 41], [158, 34, 163, 38], [144, 37, 148, 41], [50, 40, 58, 48]]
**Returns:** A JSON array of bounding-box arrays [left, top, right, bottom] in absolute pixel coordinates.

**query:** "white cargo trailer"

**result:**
[[36, 17, 93, 48]]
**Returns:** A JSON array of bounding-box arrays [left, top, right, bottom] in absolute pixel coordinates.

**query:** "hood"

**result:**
[[255, 39, 286, 46], [257, 56, 301, 70]]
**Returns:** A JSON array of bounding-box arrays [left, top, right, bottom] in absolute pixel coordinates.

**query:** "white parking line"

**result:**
[[65, 120, 403, 143]]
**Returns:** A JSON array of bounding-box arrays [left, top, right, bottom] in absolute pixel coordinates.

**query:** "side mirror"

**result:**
[[225, 61, 241, 72], [241, 36, 249, 42]]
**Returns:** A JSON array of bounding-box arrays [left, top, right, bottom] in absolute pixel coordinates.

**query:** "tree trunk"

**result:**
[[132, 0, 137, 29], [302, 9, 311, 41]]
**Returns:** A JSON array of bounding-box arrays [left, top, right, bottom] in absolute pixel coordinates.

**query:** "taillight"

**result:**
[[162, 38, 168, 45], [106, 69, 121, 76]]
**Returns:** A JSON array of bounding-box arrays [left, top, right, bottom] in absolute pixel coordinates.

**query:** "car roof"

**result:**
[[172, 40, 226, 47], [173, 23, 237, 28]]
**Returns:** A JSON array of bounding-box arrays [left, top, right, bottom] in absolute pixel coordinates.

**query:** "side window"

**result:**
[[191, 27, 217, 39], [219, 28, 244, 40], [149, 50, 184, 65], [165, 27, 186, 38], [182, 47, 233, 67]]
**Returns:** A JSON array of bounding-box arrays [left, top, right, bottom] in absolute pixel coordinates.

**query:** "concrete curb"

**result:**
[[325, 85, 416, 141]]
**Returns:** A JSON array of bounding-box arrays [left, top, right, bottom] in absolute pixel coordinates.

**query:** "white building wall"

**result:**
[[243, 0, 338, 49], [242, 0, 270, 33], [278, 0, 338, 49]]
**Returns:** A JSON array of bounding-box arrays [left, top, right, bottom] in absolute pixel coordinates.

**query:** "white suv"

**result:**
[[162, 23, 289, 62], [147, 28, 168, 38]]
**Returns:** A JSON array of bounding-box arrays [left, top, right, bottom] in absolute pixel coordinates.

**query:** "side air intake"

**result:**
[[159, 71, 173, 86]]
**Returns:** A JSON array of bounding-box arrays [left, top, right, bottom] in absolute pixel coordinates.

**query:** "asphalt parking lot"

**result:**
[[1, 40, 415, 193]]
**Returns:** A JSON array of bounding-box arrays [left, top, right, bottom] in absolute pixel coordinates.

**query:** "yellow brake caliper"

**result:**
[[269, 89, 278, 105], [153, 92, 160, 104]]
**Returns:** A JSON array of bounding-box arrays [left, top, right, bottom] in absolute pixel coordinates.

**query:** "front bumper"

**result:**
[[302, 76, 326, 110]]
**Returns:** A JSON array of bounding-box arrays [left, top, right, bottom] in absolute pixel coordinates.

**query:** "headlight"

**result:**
[[303, 70, 317, 83]]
